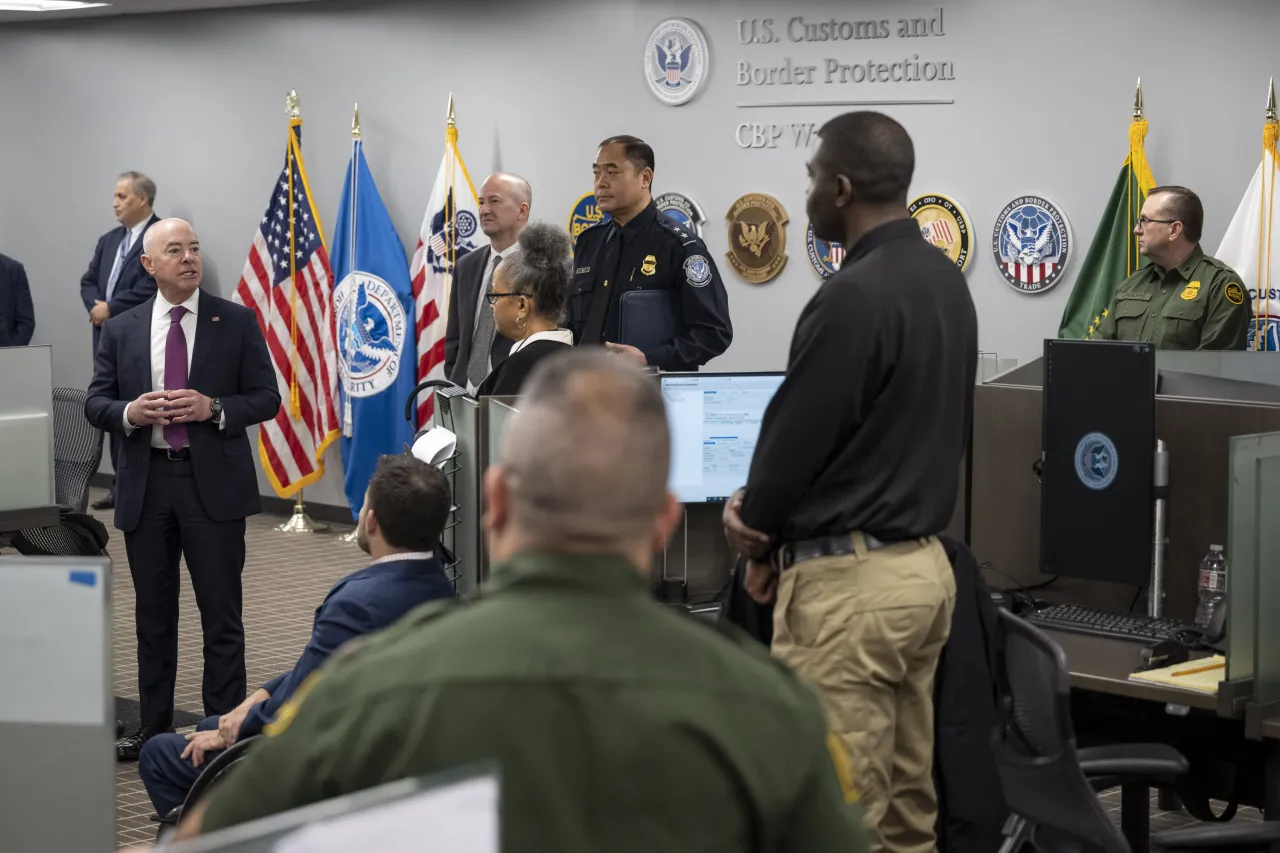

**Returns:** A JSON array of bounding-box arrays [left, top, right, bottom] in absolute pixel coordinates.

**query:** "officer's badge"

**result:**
[[992, 195, 1072, 294], [805, 222, 844, 280], [567, 193, 609, 245], [1181, 281, 1201, 301], [1225, 281, 1245, 305], [909, 193, 972, 272], [684, 255, 712, 287], [644, 18, 709, 106], [726, 193, 788, 284], [655, 191, 706, 237], [641, 255, 657, 276]]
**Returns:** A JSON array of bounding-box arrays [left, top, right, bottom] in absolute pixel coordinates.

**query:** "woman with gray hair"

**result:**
[[476, 222, 575, 397]]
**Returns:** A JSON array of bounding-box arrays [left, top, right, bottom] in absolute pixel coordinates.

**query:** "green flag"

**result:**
[[1058, 116, 1156, 338]]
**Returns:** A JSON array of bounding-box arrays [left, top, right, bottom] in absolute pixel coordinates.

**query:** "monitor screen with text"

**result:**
[[661, 373, 785, 504]]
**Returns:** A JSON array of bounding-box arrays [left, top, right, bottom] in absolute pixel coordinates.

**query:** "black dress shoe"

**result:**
[[116, 724, 172, 762], [91, 495, 115, 510]]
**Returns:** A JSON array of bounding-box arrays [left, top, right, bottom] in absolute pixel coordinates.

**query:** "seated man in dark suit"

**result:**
[[137, 453, 457, 818], [0, 251, 35, 347]]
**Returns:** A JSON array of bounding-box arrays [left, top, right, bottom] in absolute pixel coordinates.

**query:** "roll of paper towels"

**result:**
[[410, 427, 457, 468]]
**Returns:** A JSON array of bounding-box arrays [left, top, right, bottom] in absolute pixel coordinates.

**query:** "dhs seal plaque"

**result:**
[[992, 195, 1072, 294], [726, 193, 788, 284], [1074, 432, 1118, 491], [567, 192, 609, 245], [908, 194, 972, 271], [336, 272, 408, 398], [805, 222, 844, 280], [655, 191, 705, 237], [644, 18, 709, 106]]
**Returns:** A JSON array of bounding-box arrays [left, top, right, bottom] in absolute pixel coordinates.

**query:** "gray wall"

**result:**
[[2, 0, 1277, 510]]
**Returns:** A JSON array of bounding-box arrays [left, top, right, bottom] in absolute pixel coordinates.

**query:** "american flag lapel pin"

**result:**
[[212, 315, 221, 322]]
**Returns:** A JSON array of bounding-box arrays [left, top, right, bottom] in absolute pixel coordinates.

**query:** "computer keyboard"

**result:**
[[1026, 603, 1199, 644]]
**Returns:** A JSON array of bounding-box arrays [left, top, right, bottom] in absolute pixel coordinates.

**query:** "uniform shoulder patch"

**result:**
[[1225, 281, 1245, 305], [684, 254, 713, 287]]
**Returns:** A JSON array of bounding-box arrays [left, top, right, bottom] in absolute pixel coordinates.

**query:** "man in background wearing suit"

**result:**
[[138, 454, 458, 819], [0, 252, 35, 347], [444, 172, 531, 392], [81, 171, 161, 510], [86, 218, 280, 761]]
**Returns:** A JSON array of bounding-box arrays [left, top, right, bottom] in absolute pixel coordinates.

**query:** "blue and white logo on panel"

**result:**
[[1074, 431, 1118, 490]]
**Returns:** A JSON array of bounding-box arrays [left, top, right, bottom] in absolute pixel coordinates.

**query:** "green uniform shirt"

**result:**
[[1092, 245, 1252, 349], [199, 554, 869, 853]]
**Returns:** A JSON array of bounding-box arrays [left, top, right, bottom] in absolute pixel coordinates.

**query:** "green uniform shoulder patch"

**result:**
[[1225, 281, 1245, 305]]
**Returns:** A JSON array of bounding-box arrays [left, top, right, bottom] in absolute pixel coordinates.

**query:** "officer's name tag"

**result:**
[[575, 267, 591, 275]]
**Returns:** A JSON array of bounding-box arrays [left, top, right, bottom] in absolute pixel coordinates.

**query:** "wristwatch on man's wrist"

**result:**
[[210, 397, 224, 423]]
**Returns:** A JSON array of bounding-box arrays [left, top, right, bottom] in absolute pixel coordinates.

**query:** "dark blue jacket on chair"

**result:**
[[239, 553, 456, 738]]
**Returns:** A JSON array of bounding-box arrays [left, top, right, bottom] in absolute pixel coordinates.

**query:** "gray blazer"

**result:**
[[443, 246, 513, 387]]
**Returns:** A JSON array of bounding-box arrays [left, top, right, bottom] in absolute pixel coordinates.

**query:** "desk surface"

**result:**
[[0, 506, 59, 534], [1050, 630, 1219, 711]]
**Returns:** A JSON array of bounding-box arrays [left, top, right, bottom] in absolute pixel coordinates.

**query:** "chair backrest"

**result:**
[[993, 610, 1132, 853], [51, 387, 104, 513], [11, 513, 108, 558]]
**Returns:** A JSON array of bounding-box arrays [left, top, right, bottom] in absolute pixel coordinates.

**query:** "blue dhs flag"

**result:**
[[331, 139, 416, 519]]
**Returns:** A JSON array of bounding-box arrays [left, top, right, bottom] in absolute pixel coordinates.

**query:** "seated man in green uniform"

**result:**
[[1094, 185, 1252, 349], [176, 349, 868, 853]]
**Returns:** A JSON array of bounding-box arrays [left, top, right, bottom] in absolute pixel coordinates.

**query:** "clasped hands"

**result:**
[[127, 389, 213, 427], [722, 488, 779, 605], [180, 703, 252, 768]]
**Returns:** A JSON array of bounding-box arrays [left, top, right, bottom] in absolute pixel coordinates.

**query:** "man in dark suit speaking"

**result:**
[[444, 172, 531, 392], [81, 171, 161, 510], [86, 218, 281, 761]]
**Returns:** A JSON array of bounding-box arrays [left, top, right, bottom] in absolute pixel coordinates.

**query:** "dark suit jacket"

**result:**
[[84, 290, 281, 533], [0, 252, 35, 347], [240, 554, 456, 738], [476, 339, 571, 397], [443, 246, 513, 386], [80, 214, 160, 353]]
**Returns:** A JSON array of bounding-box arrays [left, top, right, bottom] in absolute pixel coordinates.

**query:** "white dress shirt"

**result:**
[[122, 288, 224, 448], [123, 217, 149, 256], [367, 551, 434, 567], [508, 328, 574, 354], [465, 244, 520, 395]]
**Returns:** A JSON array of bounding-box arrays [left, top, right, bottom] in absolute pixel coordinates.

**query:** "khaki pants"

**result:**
[[773, 534, 955, 853]]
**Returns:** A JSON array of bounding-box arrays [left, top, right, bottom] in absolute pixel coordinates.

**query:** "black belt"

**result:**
[[773, 532, 895, 572], [152, 447, 191, 461]]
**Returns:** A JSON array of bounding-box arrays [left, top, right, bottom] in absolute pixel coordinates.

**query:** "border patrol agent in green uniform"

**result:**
[[184, 351, 868, 853], [1093, 185, 1251, 349]]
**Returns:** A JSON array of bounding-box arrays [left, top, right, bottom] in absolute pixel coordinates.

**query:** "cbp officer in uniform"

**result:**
[[177, 350, 867, 853], [570, 135, 732, 369], [1094, 185, 1252, 349]]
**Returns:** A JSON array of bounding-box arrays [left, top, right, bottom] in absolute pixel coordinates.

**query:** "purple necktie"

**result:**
[[164, 305, 189, 449]]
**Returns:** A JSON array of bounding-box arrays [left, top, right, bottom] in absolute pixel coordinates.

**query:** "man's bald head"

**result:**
[[141, 218, 202, 299], [478, 173, 532, 248], [489, 350, 673, 556]]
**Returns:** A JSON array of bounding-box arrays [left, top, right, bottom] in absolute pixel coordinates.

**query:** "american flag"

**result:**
[[409, 119, 483, 424], [233, 118, 340, 496]]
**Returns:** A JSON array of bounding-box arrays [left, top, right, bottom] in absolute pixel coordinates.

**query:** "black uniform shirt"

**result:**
[[739, 218, 978, 542], [569, 201, 732, 370]]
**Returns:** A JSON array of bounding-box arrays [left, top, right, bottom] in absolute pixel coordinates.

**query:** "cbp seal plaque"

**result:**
[[1074, 432, 1118, 491], [992, 195, 1072, 294], [655, 191, 705, 237], [643, 18, 709, 106], [908, 193, 972, 272], [567, 192, 609, 245], [805, 222, 844, 280], [726, 193, 788, 284]]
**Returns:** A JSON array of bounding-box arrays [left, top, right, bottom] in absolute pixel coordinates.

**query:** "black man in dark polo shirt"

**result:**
[[723, 111, 978, 853]]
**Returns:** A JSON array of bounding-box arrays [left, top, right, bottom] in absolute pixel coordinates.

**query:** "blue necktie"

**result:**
[[105, 231, 129, 301]]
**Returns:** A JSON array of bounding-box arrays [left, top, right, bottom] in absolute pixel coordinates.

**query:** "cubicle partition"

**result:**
[[969, 351, 1280, 623], [0, 345, 57, 531]]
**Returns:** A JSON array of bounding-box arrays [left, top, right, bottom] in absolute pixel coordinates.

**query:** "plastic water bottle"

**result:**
[[1194, 545, 1228, 629]]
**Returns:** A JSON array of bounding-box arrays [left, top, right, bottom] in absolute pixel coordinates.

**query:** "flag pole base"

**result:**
[[341, 530, 359, 544], [277, 493, 328, 534]]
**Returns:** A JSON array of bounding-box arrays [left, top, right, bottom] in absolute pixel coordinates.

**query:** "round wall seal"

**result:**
[[805, 221, 844, 280], [655, 191, 705, 237], [567, 192, 609, 245], [643, 18, 709, 106], [908, 193, 972, 272], [992, 195, 1072, 294]]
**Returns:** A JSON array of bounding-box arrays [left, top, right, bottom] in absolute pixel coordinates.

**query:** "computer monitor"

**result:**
[[660, 372, 785, 504], [1040, 340, 1155, 586]]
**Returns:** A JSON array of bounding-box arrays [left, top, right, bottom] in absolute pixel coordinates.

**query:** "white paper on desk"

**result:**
[[273, 773, 499, 853]]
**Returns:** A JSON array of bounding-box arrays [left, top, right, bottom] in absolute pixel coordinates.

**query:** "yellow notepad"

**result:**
[[1128, 655, 1226, 694]]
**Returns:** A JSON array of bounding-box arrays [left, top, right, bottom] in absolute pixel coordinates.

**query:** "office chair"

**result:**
[[153, 735, 260, 841], [9, 510, 108, 557], [51, 387, 105, 513], [992, 610, 1280, 853]]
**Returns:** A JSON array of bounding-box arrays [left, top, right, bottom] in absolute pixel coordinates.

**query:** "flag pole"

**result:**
[[339, 101, 364, 544], [278, 87, 329, 534], [1257, 78, 1279, 350]]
